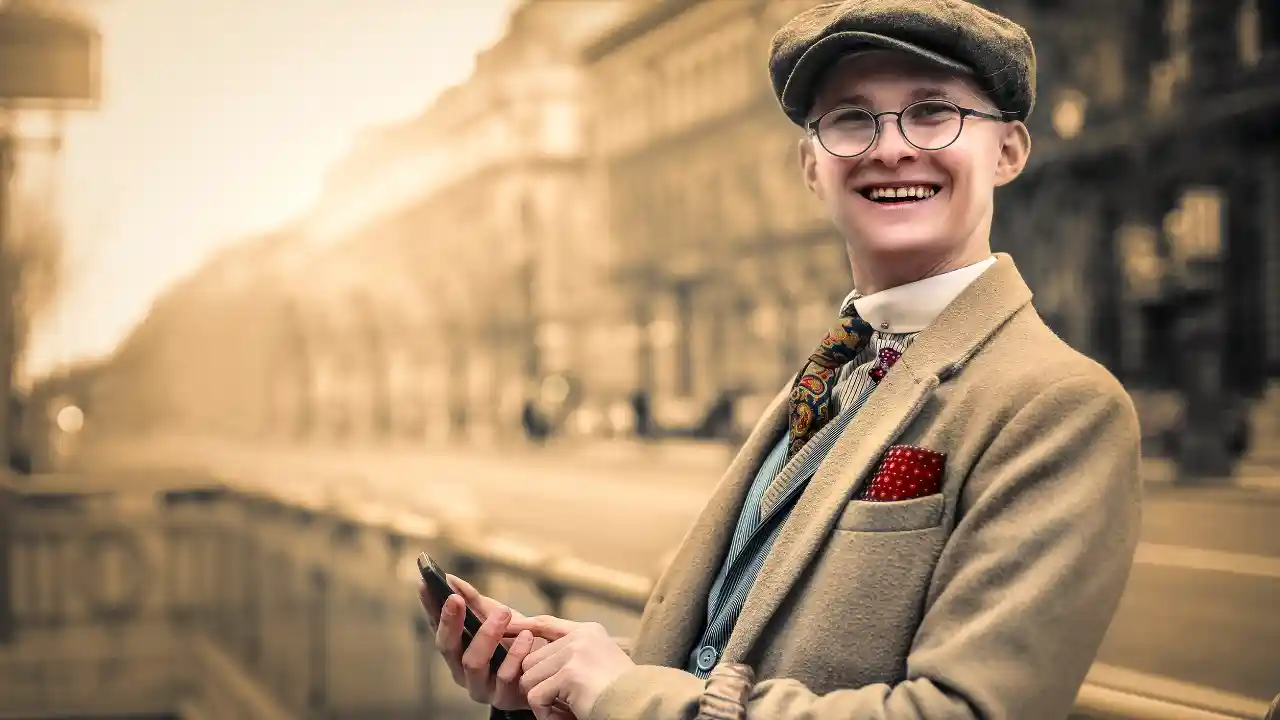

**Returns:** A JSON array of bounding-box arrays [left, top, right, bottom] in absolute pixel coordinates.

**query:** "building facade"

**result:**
[[90, 0, 633, 446], [300, 0, 632, 445], [584, 0, 1280, 454], [85, 225, 327, 441], [88, 0, 1280, 463], [583, 0, 849, 426]]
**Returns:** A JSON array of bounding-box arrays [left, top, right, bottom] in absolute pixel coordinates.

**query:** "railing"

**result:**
[[0, 472, 1274, 720]]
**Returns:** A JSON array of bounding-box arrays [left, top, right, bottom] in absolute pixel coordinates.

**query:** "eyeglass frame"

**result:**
[[804, 99, 1008, 158]]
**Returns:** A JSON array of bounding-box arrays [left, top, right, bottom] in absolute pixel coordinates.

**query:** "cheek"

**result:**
[[933, 149, 992, 211], [814, 155, 851, 192]]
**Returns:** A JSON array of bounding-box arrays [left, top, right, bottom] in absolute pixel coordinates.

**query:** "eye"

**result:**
[[904, 101, 961, 125], [825, 107, 874, 128]]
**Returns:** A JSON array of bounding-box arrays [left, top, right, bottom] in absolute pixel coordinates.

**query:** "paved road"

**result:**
[[1099, 486, 1280, 702], [68, 438, 1280, 705]]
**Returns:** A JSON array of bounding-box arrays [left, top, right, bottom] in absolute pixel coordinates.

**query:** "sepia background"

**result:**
[[1, 0, 1278, 718]]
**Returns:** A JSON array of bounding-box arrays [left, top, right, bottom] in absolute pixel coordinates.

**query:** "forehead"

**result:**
[[812, 50, 988, 110]]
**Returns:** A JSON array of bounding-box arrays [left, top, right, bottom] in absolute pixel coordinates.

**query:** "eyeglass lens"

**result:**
[[815, 101, 964, 157]]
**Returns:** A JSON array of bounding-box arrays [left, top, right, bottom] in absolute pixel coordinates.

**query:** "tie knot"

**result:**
[[810, 314, 872, 367]]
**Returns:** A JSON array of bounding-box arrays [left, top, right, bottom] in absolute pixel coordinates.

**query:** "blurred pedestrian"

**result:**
[[629, 389, 653, 440], [695, 389, 738, 445], [423, 2, 1142, 719], [1172, 304, 1240, 483], [520, 398, 550, 445]]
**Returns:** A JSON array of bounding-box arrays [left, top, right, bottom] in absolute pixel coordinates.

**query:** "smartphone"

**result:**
[[417, 552, 508, 674]]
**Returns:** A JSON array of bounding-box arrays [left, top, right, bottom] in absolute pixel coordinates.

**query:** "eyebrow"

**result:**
[[830, 86, 955, 108]]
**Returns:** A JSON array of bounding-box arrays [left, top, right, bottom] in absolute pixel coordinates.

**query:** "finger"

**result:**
[[506, 614, 579, 642], [447, 574, 531, 626], [493, 631, 534, 710], [445, 574, 497, 616], [525, 669, 570, 718], [434, 594, 467, 687], [532, 706, 574, 720], [462, 606, 511, 702], [522, 632, 572, 672], [519, 646, 570, 697]]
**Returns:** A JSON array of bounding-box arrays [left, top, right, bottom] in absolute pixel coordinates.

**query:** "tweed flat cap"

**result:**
[[769, 0, 1036, 126]]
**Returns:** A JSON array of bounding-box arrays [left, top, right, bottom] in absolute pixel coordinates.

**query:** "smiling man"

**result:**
[[422, 2, 1145, 719]]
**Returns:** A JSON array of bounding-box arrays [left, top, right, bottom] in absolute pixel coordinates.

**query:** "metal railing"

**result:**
[[435, 524, 1274, 720], [1, 471, 1274, 720]]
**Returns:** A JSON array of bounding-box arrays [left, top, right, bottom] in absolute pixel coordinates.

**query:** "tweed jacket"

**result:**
[[587, 253, 1144, 720]]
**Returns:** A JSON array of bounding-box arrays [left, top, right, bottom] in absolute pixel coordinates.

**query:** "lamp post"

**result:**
[[1165, 186, 1236, 483], [0, 0, 99, 646], [0, 128, 13, 470], [0, 0, 99, 468]]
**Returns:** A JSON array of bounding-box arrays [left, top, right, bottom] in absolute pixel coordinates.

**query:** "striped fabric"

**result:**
[[686, 329, 918, 678]]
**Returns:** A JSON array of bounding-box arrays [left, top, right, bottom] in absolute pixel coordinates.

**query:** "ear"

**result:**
[[798, 136, 825, 200], [994, 121, 1031, 187]]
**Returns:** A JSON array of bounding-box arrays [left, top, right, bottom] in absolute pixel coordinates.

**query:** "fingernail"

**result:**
[[442, 596, 457, 615], [517, 630, 532, 647], [496, 608, 511, 622]]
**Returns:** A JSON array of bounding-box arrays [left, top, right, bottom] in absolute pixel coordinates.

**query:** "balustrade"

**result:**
[[0, 474, 1271, 720]]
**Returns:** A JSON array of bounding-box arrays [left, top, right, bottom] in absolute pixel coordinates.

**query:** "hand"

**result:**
[[420, 574, 549, 710], [513, 616, 635, 720]]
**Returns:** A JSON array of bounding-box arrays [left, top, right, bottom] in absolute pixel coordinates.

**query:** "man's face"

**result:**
[[799, 51, 1030, 274]]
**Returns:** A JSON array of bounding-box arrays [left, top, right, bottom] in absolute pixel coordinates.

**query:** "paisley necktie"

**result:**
[[785, 307, 873, 460]]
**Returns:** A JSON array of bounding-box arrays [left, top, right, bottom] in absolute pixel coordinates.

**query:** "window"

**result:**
[[1263, 0, 1280, 52], [539, 101, 580, 156], [1165, 0, 1192, 81], [1238, 0, 1263, 67], [1092, 37, 1126, 106]]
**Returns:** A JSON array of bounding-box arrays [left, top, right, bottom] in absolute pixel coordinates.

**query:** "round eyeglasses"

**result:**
[[805, 99, 1005, 158]]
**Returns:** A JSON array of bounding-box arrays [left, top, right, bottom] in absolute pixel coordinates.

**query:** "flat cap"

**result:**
[[769, 0, 1036, 126]]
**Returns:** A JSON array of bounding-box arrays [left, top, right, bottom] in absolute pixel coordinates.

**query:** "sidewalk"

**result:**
[[61, 434, 1280, 499], [72, 434, 734, 477], [1143, 455, 1280, 495], [550, 437, 735, 474]]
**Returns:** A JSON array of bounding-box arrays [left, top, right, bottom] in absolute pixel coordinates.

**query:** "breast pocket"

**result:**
[[790, 493, 950, 688], [835, 493, 945, 533]]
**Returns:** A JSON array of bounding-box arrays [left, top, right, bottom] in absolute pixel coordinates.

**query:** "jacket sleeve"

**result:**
[[586, 371, 1144, 720]]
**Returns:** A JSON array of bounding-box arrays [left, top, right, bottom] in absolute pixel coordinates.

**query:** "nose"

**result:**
[[865, 115, 918, 167]]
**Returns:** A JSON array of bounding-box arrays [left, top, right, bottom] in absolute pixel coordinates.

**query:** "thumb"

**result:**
[[507, 614, 579, 641]]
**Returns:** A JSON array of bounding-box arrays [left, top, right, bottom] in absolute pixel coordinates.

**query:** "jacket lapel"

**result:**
[[630, 381, 793, 668], [720, 253, 1035, 666]]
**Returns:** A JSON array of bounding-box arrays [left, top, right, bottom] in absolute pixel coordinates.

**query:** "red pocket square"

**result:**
[[860, 445, 946, 502]]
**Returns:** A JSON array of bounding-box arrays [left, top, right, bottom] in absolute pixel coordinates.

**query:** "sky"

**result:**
[[21, 0, 514, 379]]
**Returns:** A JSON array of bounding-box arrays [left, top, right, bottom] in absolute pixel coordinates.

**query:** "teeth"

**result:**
[[866, 185, 938, 200]]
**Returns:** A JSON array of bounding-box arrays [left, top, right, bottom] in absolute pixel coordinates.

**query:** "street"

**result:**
[[69, 437, 1280, 704]]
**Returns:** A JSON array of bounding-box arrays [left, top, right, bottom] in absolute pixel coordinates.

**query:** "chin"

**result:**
[[852, 228, 952, 261]]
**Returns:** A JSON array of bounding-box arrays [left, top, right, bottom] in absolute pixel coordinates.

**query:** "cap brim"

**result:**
[[781, 31, 974, 125]]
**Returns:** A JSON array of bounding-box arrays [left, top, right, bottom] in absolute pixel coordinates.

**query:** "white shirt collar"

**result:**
[[839, 256, 996, 334]]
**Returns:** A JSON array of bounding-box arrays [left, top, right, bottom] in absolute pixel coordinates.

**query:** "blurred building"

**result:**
[[584, 0, 1280, 458], [89, 0, 632, 446], [92, 225, 319, 440], [989, 0, 1280, 474], [302, 0, 631, 446], [83, 0, 1280, 467], [583, 0, 851, 427]]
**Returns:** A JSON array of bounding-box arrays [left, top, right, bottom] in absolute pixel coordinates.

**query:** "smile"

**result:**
[[858, 184, 941, 204]]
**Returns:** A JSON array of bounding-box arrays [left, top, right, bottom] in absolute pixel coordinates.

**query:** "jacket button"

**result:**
[[695, 645, 718, 672]]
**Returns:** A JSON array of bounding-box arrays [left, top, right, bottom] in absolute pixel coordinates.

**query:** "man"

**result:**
[[423, 1, 1144, 718]]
